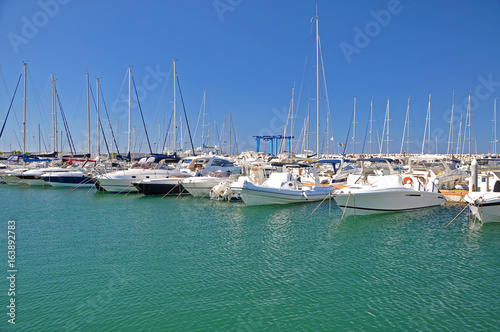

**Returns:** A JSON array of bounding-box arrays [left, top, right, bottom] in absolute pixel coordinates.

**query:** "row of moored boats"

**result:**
[[2, 152, 500, 223]]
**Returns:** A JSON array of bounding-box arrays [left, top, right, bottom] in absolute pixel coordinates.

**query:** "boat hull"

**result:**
[[182, 178, 223, 197], [236, 181, 332, 206], [334, 187, 446, 216], [465, 192, 500, 223], [133, 178, 186, 196], [42, 172, 94, 188]]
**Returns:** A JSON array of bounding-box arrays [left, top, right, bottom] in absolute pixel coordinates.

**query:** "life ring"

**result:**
[[403, 177, 413, 185]]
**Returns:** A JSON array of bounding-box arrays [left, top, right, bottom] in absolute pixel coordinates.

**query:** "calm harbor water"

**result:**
[[0, 185, 499, 331]]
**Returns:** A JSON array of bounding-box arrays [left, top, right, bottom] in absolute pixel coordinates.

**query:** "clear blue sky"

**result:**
[[1, 0, 500, 155]]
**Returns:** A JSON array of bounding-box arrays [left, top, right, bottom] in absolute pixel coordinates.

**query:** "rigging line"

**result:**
[[32, 72, 52, 142], [89, 84, 111, 155], [361, 112, 370, 155], [156, 67, 173, 151], [0, 68, 23, 141], [342, 108, 355, 155], [34, 77, 52, 148], [153, 66, 173, 133], [13, 129, 22, 152], [99, 83, 121, 156], [131, 73, 152, 155], [176, 75, 196, 155], [193, 91, 204, 148], [161, 111, 174, 153], [0, 68, 23, 131], [293, 56, 308, 131], [55, 89, 76, 154], [111, 68, 129, 111]]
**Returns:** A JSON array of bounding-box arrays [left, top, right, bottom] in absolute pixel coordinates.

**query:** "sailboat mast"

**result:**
[[468, 92, 471, 157], [202, 89, 206, 151], [173, 59, 177, 153], [456, 115, 462, 155], [291, 86, 295, 155], [23, 62, 27, 154], [406, 97, 410, 154], [428, 94, 431, 154], [386, 99, 390, 155], [307, 103, 310, 154], [495, 97, 498, 155], [229, 112, 232, 156], [128, 66, 132, 155], [353, 98, 356, 155], [52, 74, 57, 153], [447, 92, 455, 156], [87, 72, 91, 156], [315, 9, 320, 156], [96, 78, 100, 157], [370, 99, 373, 155]]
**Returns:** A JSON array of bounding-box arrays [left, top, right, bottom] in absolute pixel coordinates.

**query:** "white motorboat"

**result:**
[[233, 163, 332, 206], [5, 166, 70, 186], [93, 155, 183, 193], [333, 158, 446, 216], [181, 156, 241, 197], [41, 171, 94, 188]]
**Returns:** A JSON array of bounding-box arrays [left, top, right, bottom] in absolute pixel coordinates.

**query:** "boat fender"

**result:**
[[403, 177, 413, 185], [302, 191, 308, 200]]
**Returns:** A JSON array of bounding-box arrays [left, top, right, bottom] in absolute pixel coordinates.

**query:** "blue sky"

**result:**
[[1, 0, 500, 155]]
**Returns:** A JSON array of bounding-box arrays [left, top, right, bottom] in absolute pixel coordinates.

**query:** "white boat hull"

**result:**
[[236, 181, 332, 206], [465, 192, 500, 223], [182, 178, 223, 197], [334, 187, 446, 216], [42, 172, 94, 188], [94, 169, 175, 193]]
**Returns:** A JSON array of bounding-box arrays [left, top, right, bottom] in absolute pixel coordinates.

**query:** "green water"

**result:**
[[0, 185, 499, 331]]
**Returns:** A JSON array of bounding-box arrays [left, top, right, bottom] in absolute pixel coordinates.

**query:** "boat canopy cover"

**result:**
[[22, 154, 52, 163]]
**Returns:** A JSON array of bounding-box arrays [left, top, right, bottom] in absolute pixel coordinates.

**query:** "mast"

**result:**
[[23, 62, 27, 154], [315, 8, 320, 156], [352, 98, 356, 155], [447, 92, 455, 156], [495, 97, 498, 155], [229, 112, 232, 156], [326, 111, 329, 155], [456, 115, 463, 155], [386, 99, 390, 155], [307, 103, 310, 154], [96, 77, 100, 157], [38, 123, 40, 153], [468, 92, 471, 158], [202, 89, 206, 151], [173, 59, 177, 153], [128, 66, 132, 155], [291, 86, 295, 155], [87, 72, 91, 156], [422, 94, 431, 155], [400, 98, 410, 155], [52, 74, 57, 153], [428, 94, 431, 154], [369, 99, 373, 155]]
